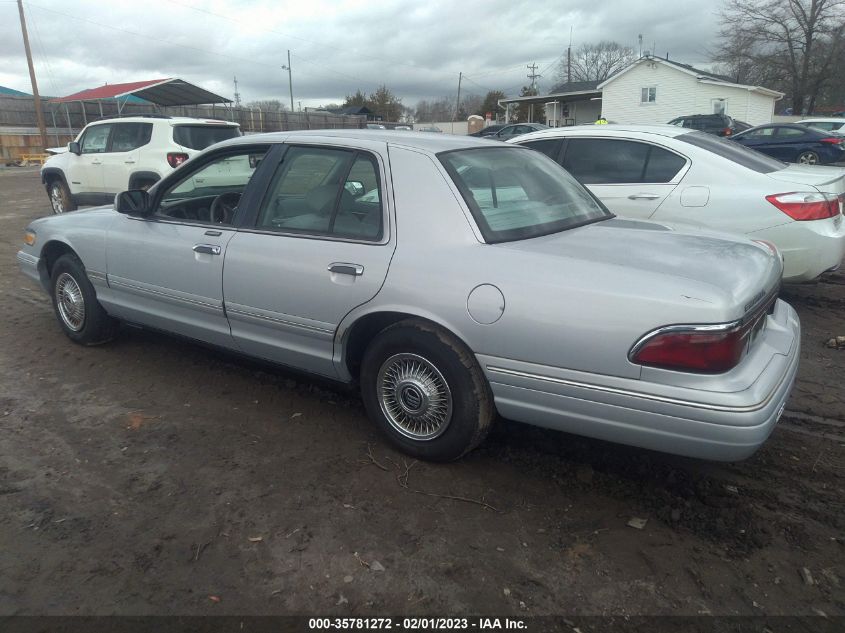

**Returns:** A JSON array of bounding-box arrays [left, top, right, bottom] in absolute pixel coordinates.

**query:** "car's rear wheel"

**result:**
[[360, 319, 494, 461], [48, 179, 76, 214], [797, 151, 820, 165], [50, 253, 117, 345]]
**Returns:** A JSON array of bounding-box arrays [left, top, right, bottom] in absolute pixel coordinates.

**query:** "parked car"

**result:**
[[41, 116, 241, 214], [18, 130, 799, 463], [417, 126, 443, 133], [667, 114, 751, 137], [491, 123, 549, 141], [796, 118, 845, 134], [730, 123, 845, 165], [469, 124, 508, 138], [366, 123, 387, 130], [510, 124, 845, 282]]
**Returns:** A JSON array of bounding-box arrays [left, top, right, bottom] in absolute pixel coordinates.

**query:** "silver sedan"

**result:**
[[17, 130, 800, 462]]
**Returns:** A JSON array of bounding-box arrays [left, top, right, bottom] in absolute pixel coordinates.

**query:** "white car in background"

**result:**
[[41, 115, 241, 213], [510, 125, 845, 283], [797, 118, 845, 134]]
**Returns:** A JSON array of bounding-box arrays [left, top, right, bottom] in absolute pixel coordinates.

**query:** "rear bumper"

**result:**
[[479, 299, 801, 461], [750, 217, 845, 283]]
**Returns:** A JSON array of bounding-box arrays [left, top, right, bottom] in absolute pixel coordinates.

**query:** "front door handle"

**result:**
[[328, 262, 364, 276], [193, 244, 221, 255], [627, 193, 661, 200]]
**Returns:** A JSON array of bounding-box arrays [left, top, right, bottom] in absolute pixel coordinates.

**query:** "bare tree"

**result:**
[[715, 0, 845, 114], [245, 99, 288, 111], [556, 41, 636, 84]]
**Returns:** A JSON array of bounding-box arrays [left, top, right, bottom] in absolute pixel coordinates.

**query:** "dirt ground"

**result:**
[[0, 167, 843, 618]]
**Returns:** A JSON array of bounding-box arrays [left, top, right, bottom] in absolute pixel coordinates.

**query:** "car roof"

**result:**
[[85, 116, 239, 126], [507, 123, 693, 142], [797, 117, 845, 123], [218, 129, 510, 153]]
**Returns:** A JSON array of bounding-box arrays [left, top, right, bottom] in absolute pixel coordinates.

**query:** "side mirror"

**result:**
[[114, 189, 150, 215], [68, 141, 81, 155], [344, 181, 365, 197]]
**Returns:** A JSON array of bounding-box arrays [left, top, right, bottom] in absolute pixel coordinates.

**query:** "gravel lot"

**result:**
[[0, 167, 843, 617]]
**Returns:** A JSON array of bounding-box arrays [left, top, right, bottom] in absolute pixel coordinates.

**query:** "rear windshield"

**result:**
[[172, 125, 241, 150], [677, 130, 786, 173], [439, 147, 611, 243]]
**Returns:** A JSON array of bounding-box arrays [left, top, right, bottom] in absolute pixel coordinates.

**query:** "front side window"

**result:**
[[744, 126, 776, 138], [172, 125, 241, 150], [641, 87, 656, 103], [440, 147, 610, 243], [776, 127, 806, 137], [80, 125, 112, 154], [156, 148, 267, 224], [110, 123, 153, 152], [257, 146, 383, 241]]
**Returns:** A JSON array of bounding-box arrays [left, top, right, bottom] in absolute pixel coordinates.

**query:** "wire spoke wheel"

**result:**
[[377, 353, 453, 441], [55, 272, 85, 332]]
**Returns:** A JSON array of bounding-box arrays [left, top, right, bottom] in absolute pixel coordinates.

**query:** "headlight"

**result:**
[[23, 229, 36, 246]]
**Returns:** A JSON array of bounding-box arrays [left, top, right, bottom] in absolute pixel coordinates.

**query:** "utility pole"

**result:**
[[17, 0, 47, 151], [527, 63, 541, 91], [567, 26, 573, 84], [453, 72, 462, 122], [281, 50, 294, 112], [232, 76, 241, 107]]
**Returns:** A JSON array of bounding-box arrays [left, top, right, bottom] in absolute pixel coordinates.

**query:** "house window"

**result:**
[[641, 87, 656, 103], [712, 98, 727, 115]]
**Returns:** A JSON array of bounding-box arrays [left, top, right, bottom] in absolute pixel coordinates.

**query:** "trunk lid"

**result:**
[[765, 164, 845, 194]]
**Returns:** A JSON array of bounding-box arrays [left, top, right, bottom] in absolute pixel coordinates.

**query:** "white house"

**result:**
[[497, 56, 783, 128], [598, 56, 783, 125]]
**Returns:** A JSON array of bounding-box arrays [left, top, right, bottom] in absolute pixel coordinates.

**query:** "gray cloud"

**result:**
[[0, 0, 722, 108]]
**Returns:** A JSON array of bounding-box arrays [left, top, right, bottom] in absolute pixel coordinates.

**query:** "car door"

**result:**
[[100, 122, 153, 192], [223, 140, 395, 378], [104, 144, 273, 349], [773, 126, 814, 161], [558, 137, 687, 218], [71, 123, 113, 194]]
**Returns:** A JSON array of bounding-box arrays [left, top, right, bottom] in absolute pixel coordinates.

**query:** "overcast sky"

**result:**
[[0, 0, 721, 109]]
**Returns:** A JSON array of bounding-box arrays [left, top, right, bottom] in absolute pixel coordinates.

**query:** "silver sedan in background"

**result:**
[[18, 131, 799, 462]]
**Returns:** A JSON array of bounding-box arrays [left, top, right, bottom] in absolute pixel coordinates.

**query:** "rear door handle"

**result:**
[[193, 244, 221, 255], [328, 262, 364, 276], [627, 193, 661, 200]]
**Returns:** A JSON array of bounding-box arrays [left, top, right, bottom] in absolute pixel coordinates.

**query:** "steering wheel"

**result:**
[[209, 192, 242, 223]]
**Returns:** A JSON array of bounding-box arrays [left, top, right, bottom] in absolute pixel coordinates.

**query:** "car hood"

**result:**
[[497, 217, 782, 319], [766, 164, 845, 194]]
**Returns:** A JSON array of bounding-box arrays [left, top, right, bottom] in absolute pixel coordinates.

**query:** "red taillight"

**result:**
[[819, 137, 844, 145], [631, 307, 771, 373], [631, 328, 746, 373], [765, 192, 842, 221], [167, 152, 189, 168], [723, 127, 733, 136]]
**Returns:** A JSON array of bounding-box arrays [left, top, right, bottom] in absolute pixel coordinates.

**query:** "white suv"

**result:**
[[41, 115, 241, 213]]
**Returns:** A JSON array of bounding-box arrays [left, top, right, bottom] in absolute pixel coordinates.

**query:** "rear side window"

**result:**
[[561, 139, 685, 184], [109, 123, 153, 152], [173, 125, 241, 150], [257, 146, 383, 241], [677, 131, 786, 173]]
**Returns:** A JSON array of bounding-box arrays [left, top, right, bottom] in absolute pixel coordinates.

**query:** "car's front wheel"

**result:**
[[50, 253, 117, 345], [797, 150, 820, 165], [47, 179, 76, 214], [360, 319, 495, 461]]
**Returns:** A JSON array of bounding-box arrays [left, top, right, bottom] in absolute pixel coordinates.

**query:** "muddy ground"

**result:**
[[0, 167, 843, 617]]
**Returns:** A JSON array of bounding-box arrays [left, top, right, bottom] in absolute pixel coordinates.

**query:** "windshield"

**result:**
[[677, 130, 786, 173], [172, 125, 241, 150], [440, 147, 611, 243]]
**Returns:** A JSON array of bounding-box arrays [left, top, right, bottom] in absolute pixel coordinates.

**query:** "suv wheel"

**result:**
[[48, 179, 76, 214]]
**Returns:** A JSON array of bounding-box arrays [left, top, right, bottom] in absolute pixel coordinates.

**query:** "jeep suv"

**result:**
[[667, 114, 751, 137], [41, 116, 241, 213]]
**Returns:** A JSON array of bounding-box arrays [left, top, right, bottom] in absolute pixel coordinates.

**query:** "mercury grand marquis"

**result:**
[[17, 130, 800, 462]]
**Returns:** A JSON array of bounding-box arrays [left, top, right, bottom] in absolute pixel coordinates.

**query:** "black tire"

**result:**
[[797, 150, 820, 165], [50, 253, 117, 345], [47, 178, 76, 214], [360, 319, 495, 461]]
